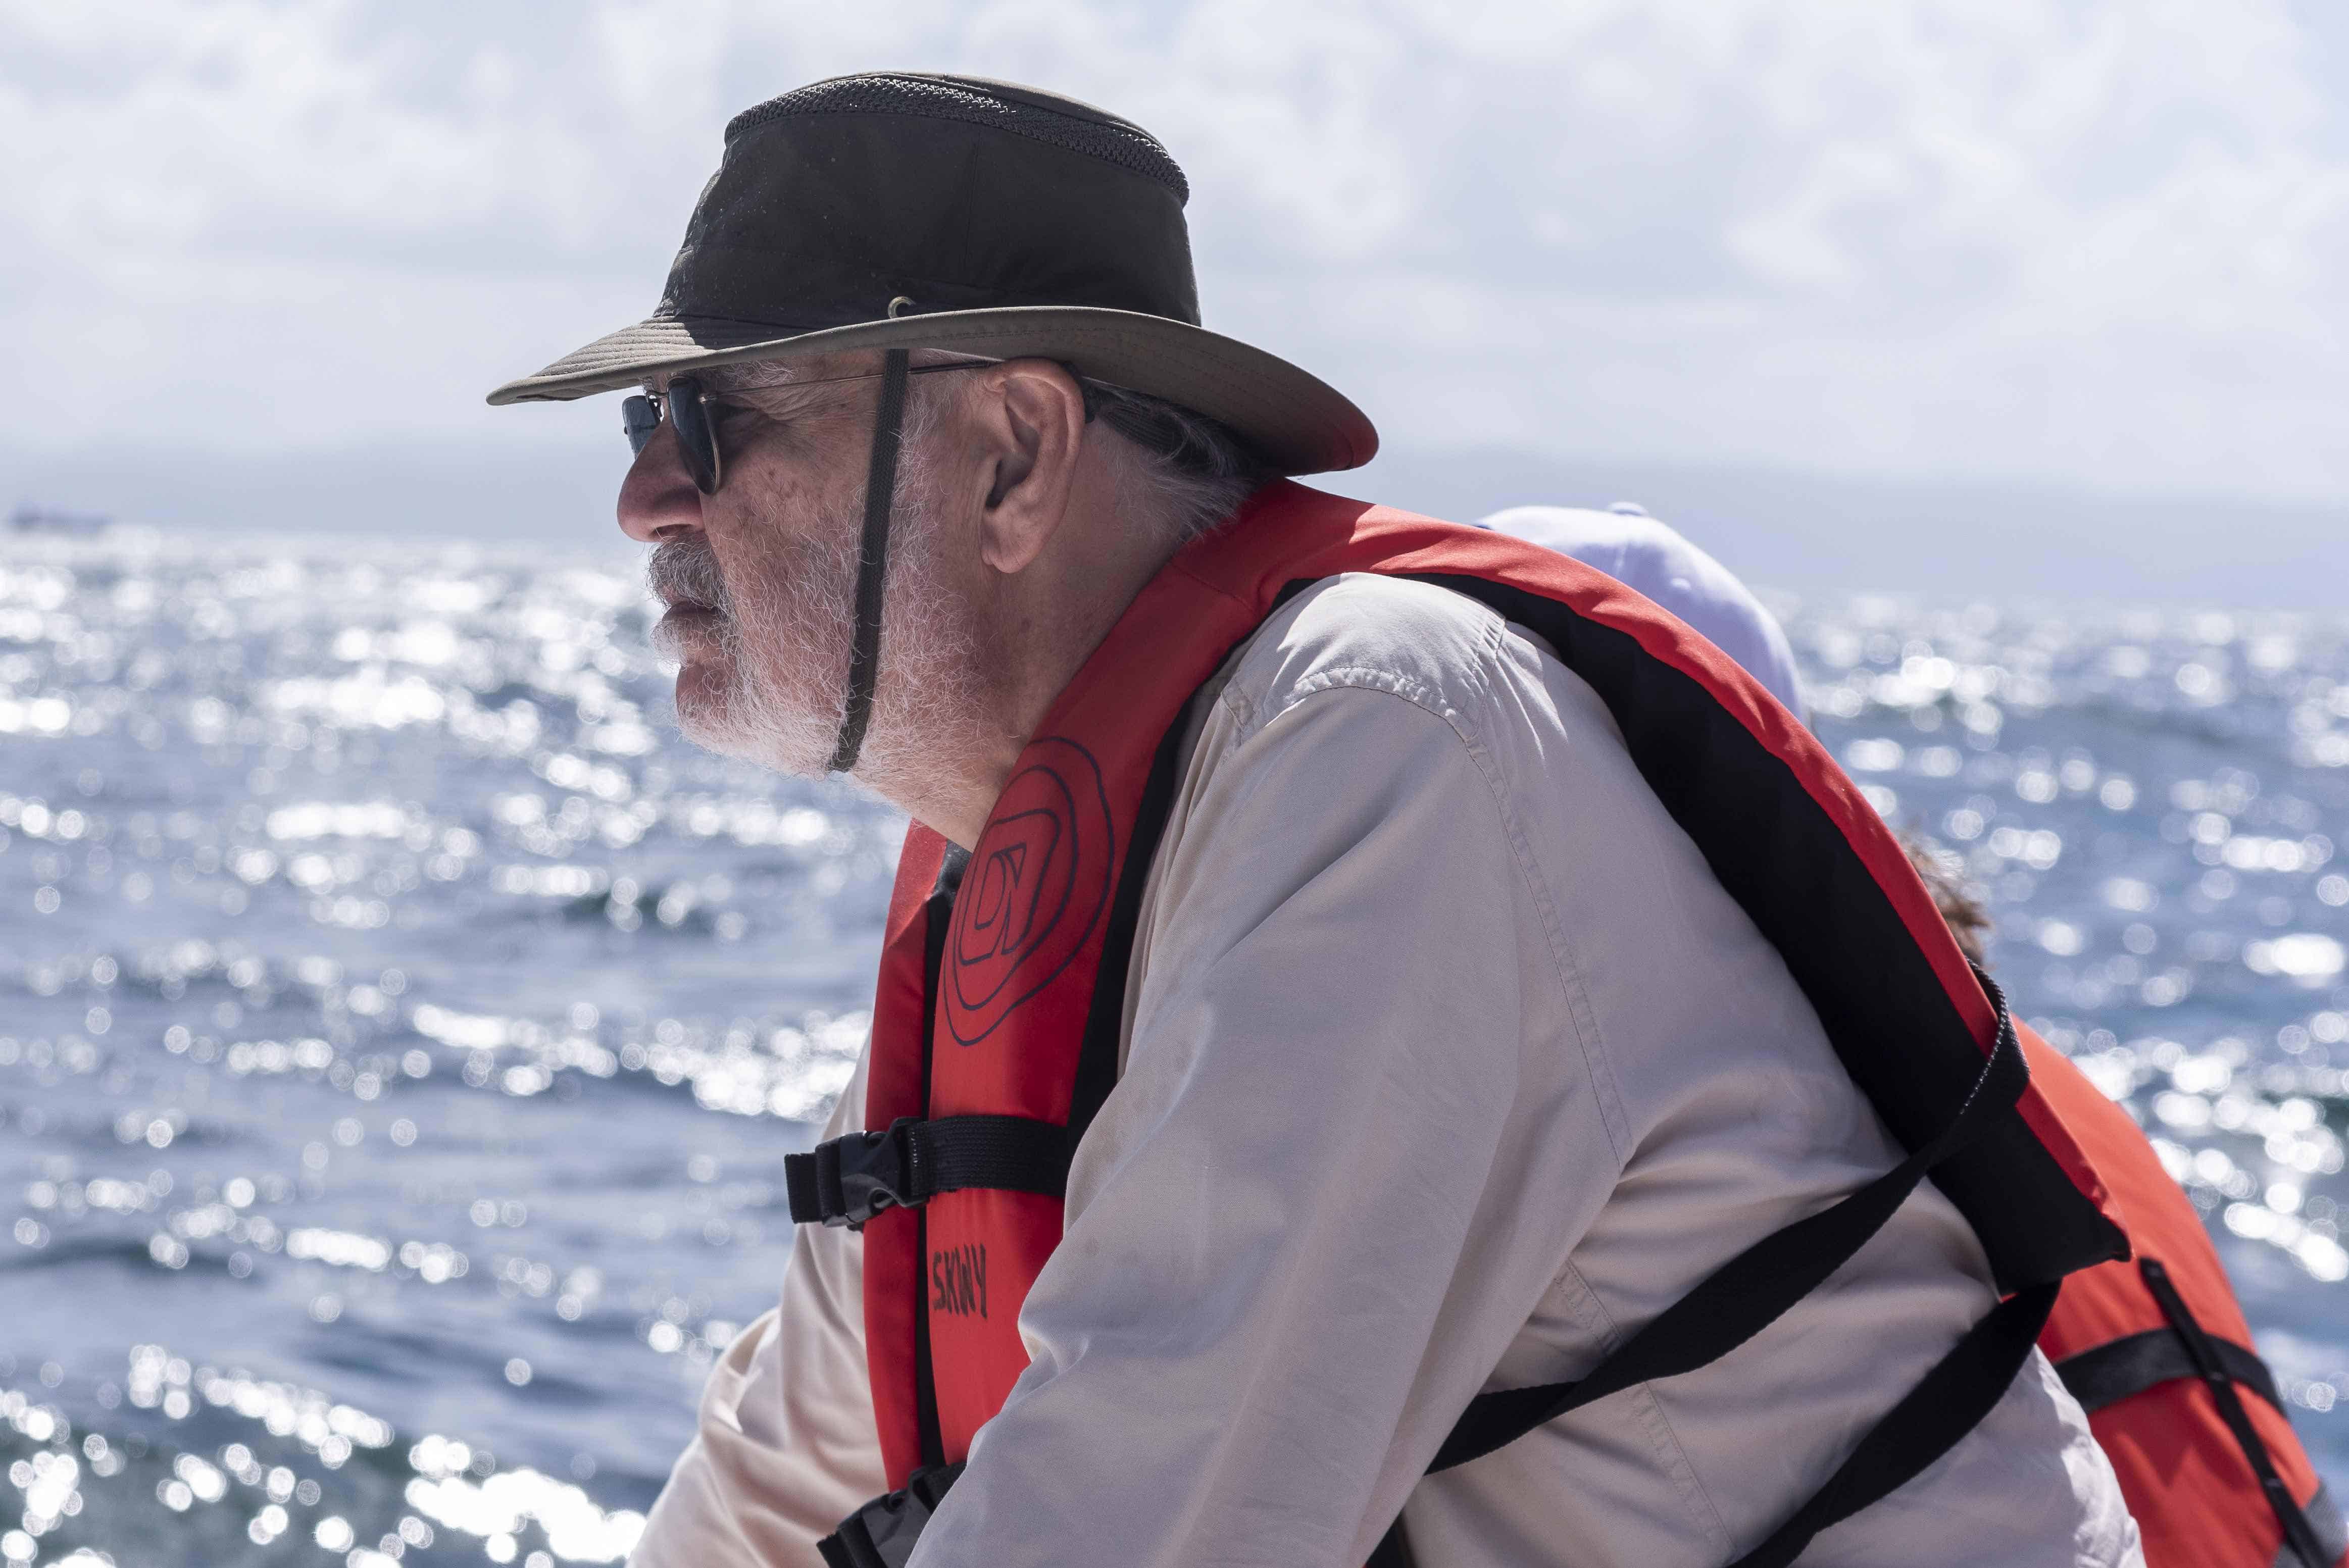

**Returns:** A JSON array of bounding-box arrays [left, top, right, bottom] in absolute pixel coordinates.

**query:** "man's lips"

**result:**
[[656, 602, 726, 657]]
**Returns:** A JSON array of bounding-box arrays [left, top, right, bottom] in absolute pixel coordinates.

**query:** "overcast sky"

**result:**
[[4, 2, 2345, 592]]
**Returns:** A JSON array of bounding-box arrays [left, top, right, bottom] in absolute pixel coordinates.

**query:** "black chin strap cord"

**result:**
[[827, 347, 912, 775]]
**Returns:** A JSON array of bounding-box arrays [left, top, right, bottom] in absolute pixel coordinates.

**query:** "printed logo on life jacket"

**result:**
[[930, 1243, 988, 1319], [942, 737, 1114, 1045]]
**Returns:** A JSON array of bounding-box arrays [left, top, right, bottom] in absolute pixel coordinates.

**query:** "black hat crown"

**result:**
[[488, 71, 1375, 475], [666, 73, 1198, 335]]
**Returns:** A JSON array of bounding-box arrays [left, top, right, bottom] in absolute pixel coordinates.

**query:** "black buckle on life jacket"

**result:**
[[787, 1115, 1077, 1231], [816, 1463, 963, 1568], [786, 1118, 924, 1230]]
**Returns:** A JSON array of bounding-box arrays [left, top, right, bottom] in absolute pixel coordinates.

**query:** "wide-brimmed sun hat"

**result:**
[[486, 71, 1377, 476]]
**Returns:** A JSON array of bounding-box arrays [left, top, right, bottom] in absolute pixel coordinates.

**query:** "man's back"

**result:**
[[1066, 573, 2138, 1564]]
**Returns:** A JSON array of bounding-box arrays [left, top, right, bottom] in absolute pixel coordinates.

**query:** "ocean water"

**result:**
[[0, 530, 2343, 1565]]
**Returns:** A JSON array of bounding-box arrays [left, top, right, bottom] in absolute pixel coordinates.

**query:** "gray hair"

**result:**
[[705, 351, 1269, 548], [1079, 381, 1269, 549]]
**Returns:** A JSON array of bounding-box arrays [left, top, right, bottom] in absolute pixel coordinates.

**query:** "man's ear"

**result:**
[[973, 360, 1088, 576]]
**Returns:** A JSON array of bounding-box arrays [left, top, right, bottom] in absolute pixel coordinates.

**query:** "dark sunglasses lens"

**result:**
[[667, 377, 721, 494], [621, 394, 659, 457]]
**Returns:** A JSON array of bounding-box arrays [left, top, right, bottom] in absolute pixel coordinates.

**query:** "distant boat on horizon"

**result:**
[[9, 504, 112, 536]]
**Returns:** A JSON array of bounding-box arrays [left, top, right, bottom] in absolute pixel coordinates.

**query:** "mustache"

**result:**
[[646, 537, 732, 616]]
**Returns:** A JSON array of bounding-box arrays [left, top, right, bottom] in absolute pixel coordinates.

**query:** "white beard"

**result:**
[[649, 526, 847, 776], [647, 403, 994, 791]]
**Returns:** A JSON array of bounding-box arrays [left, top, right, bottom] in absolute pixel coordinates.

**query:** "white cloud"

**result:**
[[2, 0, 2344, 500]]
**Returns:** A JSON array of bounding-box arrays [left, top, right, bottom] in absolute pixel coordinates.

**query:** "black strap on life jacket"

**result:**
[[812, 966, 2060, 1568], [818, 854, 968, 1565], [2055, 1322, 2281, 1415], [2124, 1257, 2332, 1568], [912, 844, 970, 1474], [785, 1115, 1073, 1229], [1364, 1519, 1418, 1568], [1371, 969, 2051, 1568], [2054, 1302, 2343, 1568], [817, 1463, 964, 1568]]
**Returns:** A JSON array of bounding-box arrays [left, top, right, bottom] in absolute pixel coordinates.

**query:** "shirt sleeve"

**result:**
[[911, 681, 1581, 1568], [630, 1059, 888, 1568]]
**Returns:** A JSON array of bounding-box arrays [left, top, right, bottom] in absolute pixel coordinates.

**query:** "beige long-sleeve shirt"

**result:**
[[632, 574, 2141, 1568]]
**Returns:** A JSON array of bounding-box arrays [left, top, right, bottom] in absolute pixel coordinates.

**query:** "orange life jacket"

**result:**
[[2023, 1026, 2344, 1567], [787, 482, 2326, 1567]]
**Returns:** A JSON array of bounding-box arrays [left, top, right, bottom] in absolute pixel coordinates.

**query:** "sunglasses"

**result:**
[[622, 362, 994, 495]]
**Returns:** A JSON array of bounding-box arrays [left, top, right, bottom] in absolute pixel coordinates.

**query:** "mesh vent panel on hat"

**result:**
[[724, 72, 1190, 205]]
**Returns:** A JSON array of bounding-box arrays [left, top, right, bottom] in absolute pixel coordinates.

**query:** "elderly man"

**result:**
[[491, 73, 2139, 1568]]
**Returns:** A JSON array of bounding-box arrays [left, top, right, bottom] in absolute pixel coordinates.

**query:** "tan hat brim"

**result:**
[[485, 305, 1376, 476]]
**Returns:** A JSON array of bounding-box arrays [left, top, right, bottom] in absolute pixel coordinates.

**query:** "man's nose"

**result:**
[[617, 418, 704, 543]]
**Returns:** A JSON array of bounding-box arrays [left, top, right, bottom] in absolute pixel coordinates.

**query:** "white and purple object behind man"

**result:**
[[1479, 502, 1807, 723]]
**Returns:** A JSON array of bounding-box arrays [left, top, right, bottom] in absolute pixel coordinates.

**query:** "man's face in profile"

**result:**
[[622, 358, 989, 788]]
